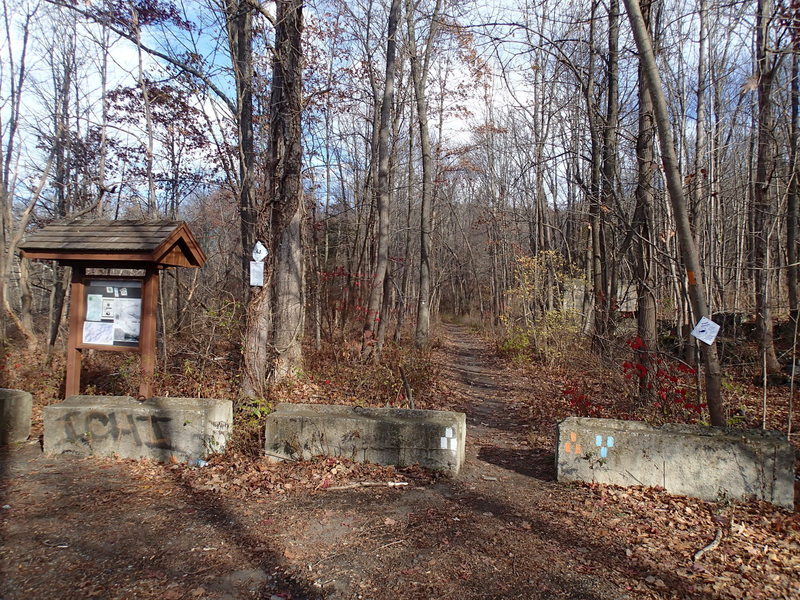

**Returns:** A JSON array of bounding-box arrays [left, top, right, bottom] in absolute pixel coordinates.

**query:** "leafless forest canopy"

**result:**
[[2, 0, 799, 424]]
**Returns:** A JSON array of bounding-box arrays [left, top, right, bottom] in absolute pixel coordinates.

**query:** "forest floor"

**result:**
[[1, 325, 798, 600]]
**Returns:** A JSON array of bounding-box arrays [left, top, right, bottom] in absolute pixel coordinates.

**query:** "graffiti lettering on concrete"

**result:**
[[60, 411, 174, 450]]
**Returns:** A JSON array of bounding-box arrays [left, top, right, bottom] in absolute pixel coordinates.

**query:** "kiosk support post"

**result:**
[[139, 268, 159, 399], [65, 266, 86, 397]]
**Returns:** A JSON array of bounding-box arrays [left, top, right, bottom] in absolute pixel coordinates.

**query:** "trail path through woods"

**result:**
[[0, 325, 797, 599]]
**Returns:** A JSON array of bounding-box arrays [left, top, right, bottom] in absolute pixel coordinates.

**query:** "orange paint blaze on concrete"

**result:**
[[575, 444, 582, 454], [570, 432, 577, 442], [565, 442, 572, 453]]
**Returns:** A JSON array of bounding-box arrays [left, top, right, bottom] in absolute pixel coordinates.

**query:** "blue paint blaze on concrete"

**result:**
[[600, 447, 608, 458], [607, 436, 614, 448], [595, 435, 603, 446]]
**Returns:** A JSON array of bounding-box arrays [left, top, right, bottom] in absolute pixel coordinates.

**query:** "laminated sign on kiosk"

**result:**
[[82, 279, 143, 347], [19, 220, 206, 398]]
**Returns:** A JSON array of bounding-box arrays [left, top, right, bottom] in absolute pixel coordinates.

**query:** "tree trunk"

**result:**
[[753, 0, 781, 374], [584, 0, 608, 347], [623, 0, 725, 425], [242, 0, 304, 394], [407, 0, 442, 349], [788, 52, 799, 323], [632, 0, 658, 404], [224, 0, 255, 289], [362, 0, 401, 361], [131, 7, 157, 215], [600, 0, 620, 334], [693, 0, 708, 301]]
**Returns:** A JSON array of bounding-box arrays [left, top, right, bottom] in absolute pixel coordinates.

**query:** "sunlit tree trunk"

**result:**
[[242, 0, 304, 394], [407, 0, 442, 348], [601, 0, 620, 334], [632, 0, 658, 404], [223, 0, 255, 289], [789, 52, 799, 323]]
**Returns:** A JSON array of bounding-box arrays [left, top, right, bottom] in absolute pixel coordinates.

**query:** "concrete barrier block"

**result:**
[[0, 388, 33, 444], [44, 395, 232, 462], [557, 417, 795, 509], [265, 403, 466, 474]]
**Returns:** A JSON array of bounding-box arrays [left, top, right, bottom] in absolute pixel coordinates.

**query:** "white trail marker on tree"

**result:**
[[250, 241, 268, 286], [252, 241, 268, 262], [691, 317, 720, 345]]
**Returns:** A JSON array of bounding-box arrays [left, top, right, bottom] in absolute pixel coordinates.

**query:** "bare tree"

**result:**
[[0, 0, 40, 348], [631, 0, 658, 403], [362, 0, 401, 361], [752, 0, 782, 374], [406, 0, 442, 348], [623, 0, 725, 425]]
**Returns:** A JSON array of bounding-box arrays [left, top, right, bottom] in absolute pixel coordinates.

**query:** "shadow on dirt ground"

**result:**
[[476, 445, 555, 480], [0, 443, 321, 600]]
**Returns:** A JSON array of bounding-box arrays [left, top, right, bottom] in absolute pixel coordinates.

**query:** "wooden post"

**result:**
[[139, 267, 159, 399], [65, 266, 86, 397]]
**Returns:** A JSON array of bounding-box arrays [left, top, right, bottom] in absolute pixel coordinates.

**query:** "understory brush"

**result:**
[[275, 340, 438, 410], [495, 321, 796, 436], [496, 309, 583, 366]]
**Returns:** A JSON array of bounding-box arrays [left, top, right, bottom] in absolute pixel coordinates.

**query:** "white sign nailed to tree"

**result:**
[[250, 241, 268, 287], [690, 316, 720, 345]]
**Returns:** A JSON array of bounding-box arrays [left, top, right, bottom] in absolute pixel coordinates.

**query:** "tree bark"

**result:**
[[407, 0, 442, 349], [632, 0, 658, 404], [789, 52, 799, 323], [600, 0, 620, 335], [223, 0, 255, 289], [584, 0, 609, 347]]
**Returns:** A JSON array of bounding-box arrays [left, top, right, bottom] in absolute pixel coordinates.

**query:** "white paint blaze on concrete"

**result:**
[[441, 426, 457, 452]]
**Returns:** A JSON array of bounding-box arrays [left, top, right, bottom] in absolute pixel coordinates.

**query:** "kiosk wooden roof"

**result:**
[[19, 219, 206, 268]]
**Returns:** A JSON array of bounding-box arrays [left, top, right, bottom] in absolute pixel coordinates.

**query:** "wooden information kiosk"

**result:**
[[19, 220, 206, 398]]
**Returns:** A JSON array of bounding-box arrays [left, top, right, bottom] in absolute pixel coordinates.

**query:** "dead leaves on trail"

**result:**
[[167, 453, 437, 498], [568, 483, 800, 600]]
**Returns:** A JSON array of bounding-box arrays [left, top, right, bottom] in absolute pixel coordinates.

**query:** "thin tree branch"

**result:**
[[44, 0, 236, 114]]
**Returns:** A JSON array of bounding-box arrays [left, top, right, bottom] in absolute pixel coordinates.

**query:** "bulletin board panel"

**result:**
[[80, 278, 143, 349]]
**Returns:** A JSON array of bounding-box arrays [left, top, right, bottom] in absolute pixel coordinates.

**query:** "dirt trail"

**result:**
[[5, 326, 776, 599], [438, 324, 555, 480]]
